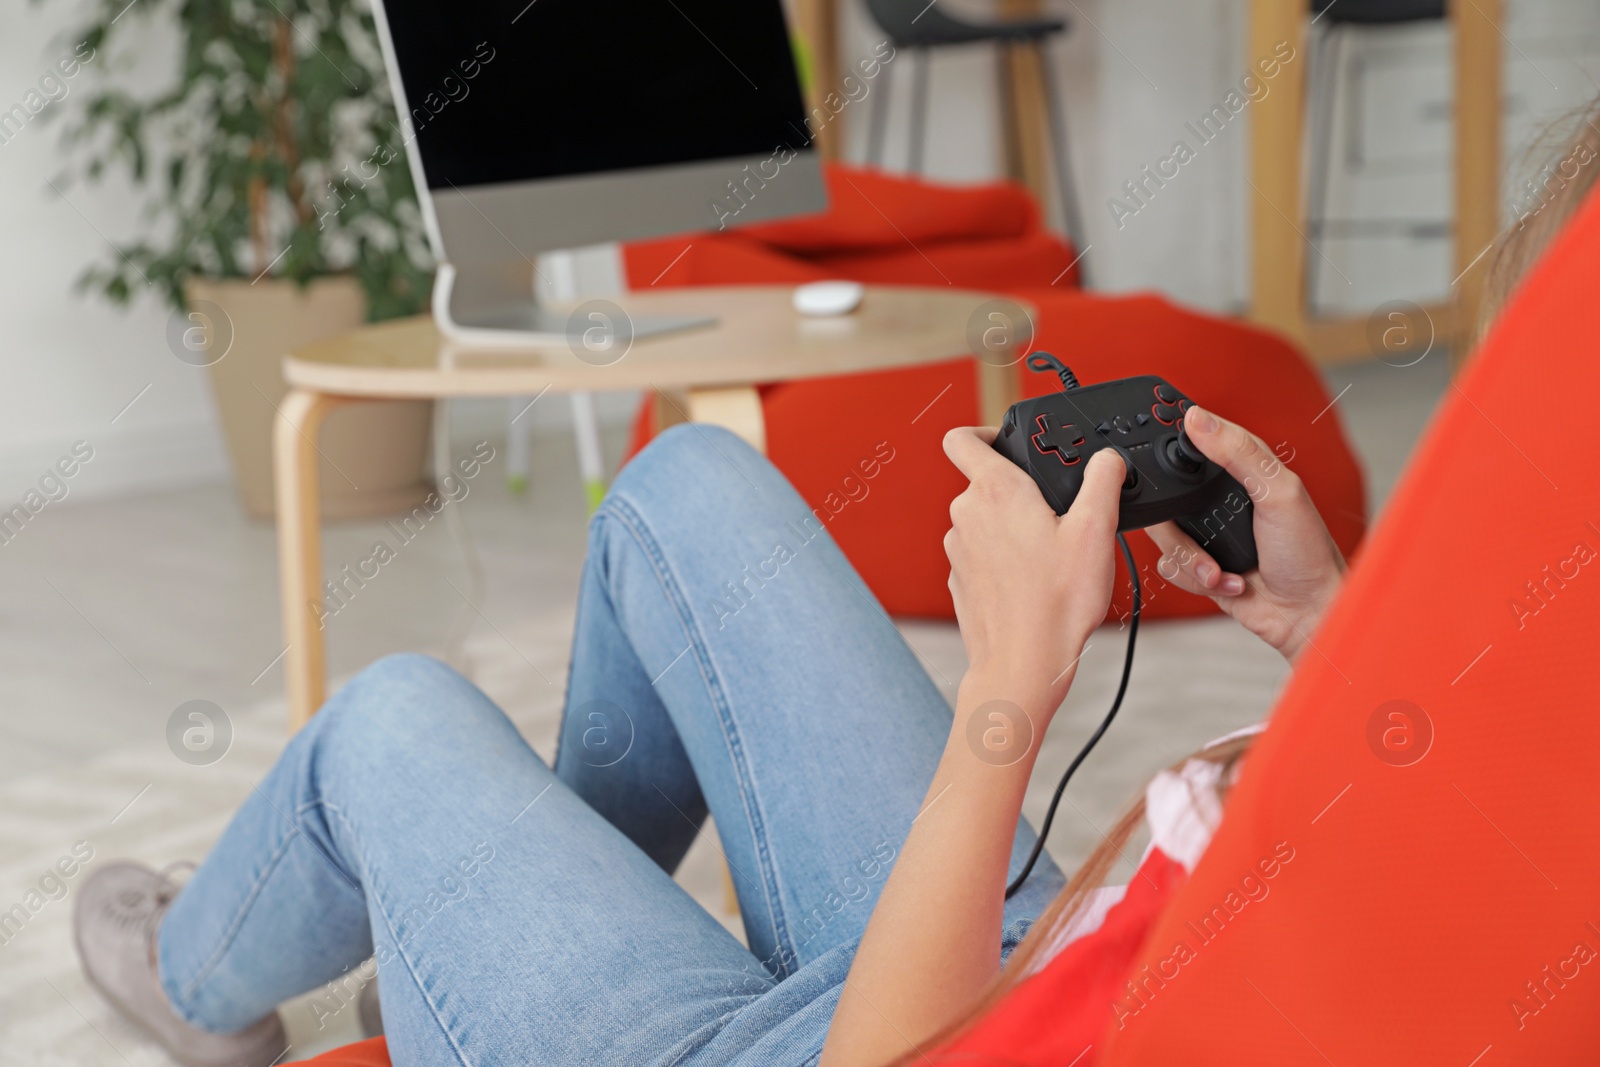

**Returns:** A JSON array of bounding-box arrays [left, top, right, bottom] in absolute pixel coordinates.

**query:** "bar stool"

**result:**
[[861, 0, 1089, 283]]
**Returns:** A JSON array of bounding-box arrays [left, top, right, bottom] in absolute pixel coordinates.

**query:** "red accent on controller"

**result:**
[[1152, 402, 1182, 425], [1032, 413, 1085, 465]]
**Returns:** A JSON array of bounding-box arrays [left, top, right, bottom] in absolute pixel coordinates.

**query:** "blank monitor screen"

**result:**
[[382, 0, 812, 191]]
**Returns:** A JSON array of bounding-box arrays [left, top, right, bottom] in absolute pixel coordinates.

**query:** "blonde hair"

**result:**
[[1478, 94, 1600, 343]]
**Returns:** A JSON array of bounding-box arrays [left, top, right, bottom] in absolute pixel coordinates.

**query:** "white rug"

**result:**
[[0, 608, 1283, 1064]]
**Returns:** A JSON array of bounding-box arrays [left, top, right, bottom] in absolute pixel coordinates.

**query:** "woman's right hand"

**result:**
[[1146, 405, 1346, 662]]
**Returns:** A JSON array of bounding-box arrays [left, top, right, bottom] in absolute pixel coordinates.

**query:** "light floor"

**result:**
[[0, 355, 1449, 781], [0, 353, 1451, 1062]]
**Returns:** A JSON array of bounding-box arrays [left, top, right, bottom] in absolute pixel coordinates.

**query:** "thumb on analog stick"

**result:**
[[1172, 424, 1206, 473]]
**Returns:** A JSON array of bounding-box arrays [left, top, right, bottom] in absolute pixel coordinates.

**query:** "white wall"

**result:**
[[2, 0, 1597, 503], [1307, 1, 1600, 314], [0, 0, 637, 508], [840, 0, 1251, 308], [842, 0, 1600, 312], [0, 3, 227, 506]]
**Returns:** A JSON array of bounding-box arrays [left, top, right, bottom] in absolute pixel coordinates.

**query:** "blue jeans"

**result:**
[[157, 425, 1065, 1066]]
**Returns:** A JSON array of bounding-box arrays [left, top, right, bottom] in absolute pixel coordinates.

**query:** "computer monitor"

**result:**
[[370, 0, 829, 345]]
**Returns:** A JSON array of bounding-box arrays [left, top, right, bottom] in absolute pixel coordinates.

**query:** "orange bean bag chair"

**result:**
[[622, 164, 1366, 621], [301, 1036, 387, 1065]]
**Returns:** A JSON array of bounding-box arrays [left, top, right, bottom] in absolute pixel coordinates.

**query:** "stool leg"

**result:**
[[1037, 38, 1090, 287], [867, 47, 892, 166], [909, 46, 931, 173], [721, 860, 739, 916]]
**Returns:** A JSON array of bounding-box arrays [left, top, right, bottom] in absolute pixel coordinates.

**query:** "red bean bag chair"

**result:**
[[622, 164, 1366, 621]]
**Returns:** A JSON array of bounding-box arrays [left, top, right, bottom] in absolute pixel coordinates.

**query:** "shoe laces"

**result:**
[[114, 861, 195, 963]]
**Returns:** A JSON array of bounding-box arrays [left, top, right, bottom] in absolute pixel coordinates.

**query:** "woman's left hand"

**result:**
[[1145, 406, 1345, 662], [942, 427, 1126, 709]]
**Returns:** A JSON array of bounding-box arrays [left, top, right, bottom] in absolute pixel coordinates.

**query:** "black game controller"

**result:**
[[993, 353, 1259, 575]]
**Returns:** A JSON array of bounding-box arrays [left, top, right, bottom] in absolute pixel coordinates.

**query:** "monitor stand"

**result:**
[[431, 260, 715, 349]]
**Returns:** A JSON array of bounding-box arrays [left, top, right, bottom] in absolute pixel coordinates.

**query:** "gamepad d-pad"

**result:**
[[993, 356, 1259, 574]]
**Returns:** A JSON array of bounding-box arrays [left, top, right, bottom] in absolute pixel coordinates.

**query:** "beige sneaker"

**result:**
[[74, 861, 290, 1067]]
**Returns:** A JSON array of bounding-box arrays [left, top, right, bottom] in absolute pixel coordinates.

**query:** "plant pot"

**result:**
[[188, 276, 433, 521]]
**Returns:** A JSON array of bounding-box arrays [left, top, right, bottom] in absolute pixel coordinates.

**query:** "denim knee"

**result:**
[[607, 423, 768, 510], [600, 423, 799, 544], [308, 653, 486, 788]]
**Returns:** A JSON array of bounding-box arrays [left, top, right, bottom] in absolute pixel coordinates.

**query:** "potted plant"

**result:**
[[57, 0, 436, 519]]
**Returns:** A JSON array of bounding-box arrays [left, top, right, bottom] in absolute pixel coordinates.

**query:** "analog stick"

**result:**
[[1166, 425, 1206, 475]]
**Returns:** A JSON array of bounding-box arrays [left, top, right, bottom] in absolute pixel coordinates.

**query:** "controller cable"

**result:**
[[1029, 351, 1080, 390], [1004, 531, 1142, 900]]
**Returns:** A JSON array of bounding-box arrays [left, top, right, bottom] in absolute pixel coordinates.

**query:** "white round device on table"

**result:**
[[793, 280, 864, 317]]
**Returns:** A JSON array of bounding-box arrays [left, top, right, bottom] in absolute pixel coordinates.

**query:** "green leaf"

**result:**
[[53, 0, 432, 316]]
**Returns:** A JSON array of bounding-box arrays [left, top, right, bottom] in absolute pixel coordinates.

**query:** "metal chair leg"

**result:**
[[994, 42, 1009, 157], [867, 46, 892, 166], [1036, 39, 1089, 287], [1304, 25, 1343, 315], [569, 390, 606, 513], [505, 395, 532, 494], [909, 46, 931, 174]]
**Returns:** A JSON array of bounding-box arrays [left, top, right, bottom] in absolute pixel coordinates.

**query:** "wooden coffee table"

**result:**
[[275, 284, 1027, 728]]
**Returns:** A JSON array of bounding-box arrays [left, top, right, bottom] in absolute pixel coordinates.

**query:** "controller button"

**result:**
[[1122, 466, 1139, 491], [1154, 384, 1181, 405], [1096, 421, 1111, 435], [1113, 415, 1133, 434], [1153, 402, 1182, 425], [1135, 413, 1150, 426], [1031, 413, 1086, 464]]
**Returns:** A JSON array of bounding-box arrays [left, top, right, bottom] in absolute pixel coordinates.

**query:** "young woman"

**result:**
[[73, 399, 1344, 1067], [75, 92, 1600, 1064]]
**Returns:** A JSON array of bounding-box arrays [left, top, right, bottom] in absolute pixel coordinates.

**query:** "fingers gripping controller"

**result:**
[[1167, 423, 1206, 475], [993, 359, 1259, 574]]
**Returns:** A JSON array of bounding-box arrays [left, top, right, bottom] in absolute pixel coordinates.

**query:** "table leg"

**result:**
[[975, 360, 1022, 430], [274, 388, 352, 732], [684, 383, 765, 918], [687, 386, 768, 455]]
